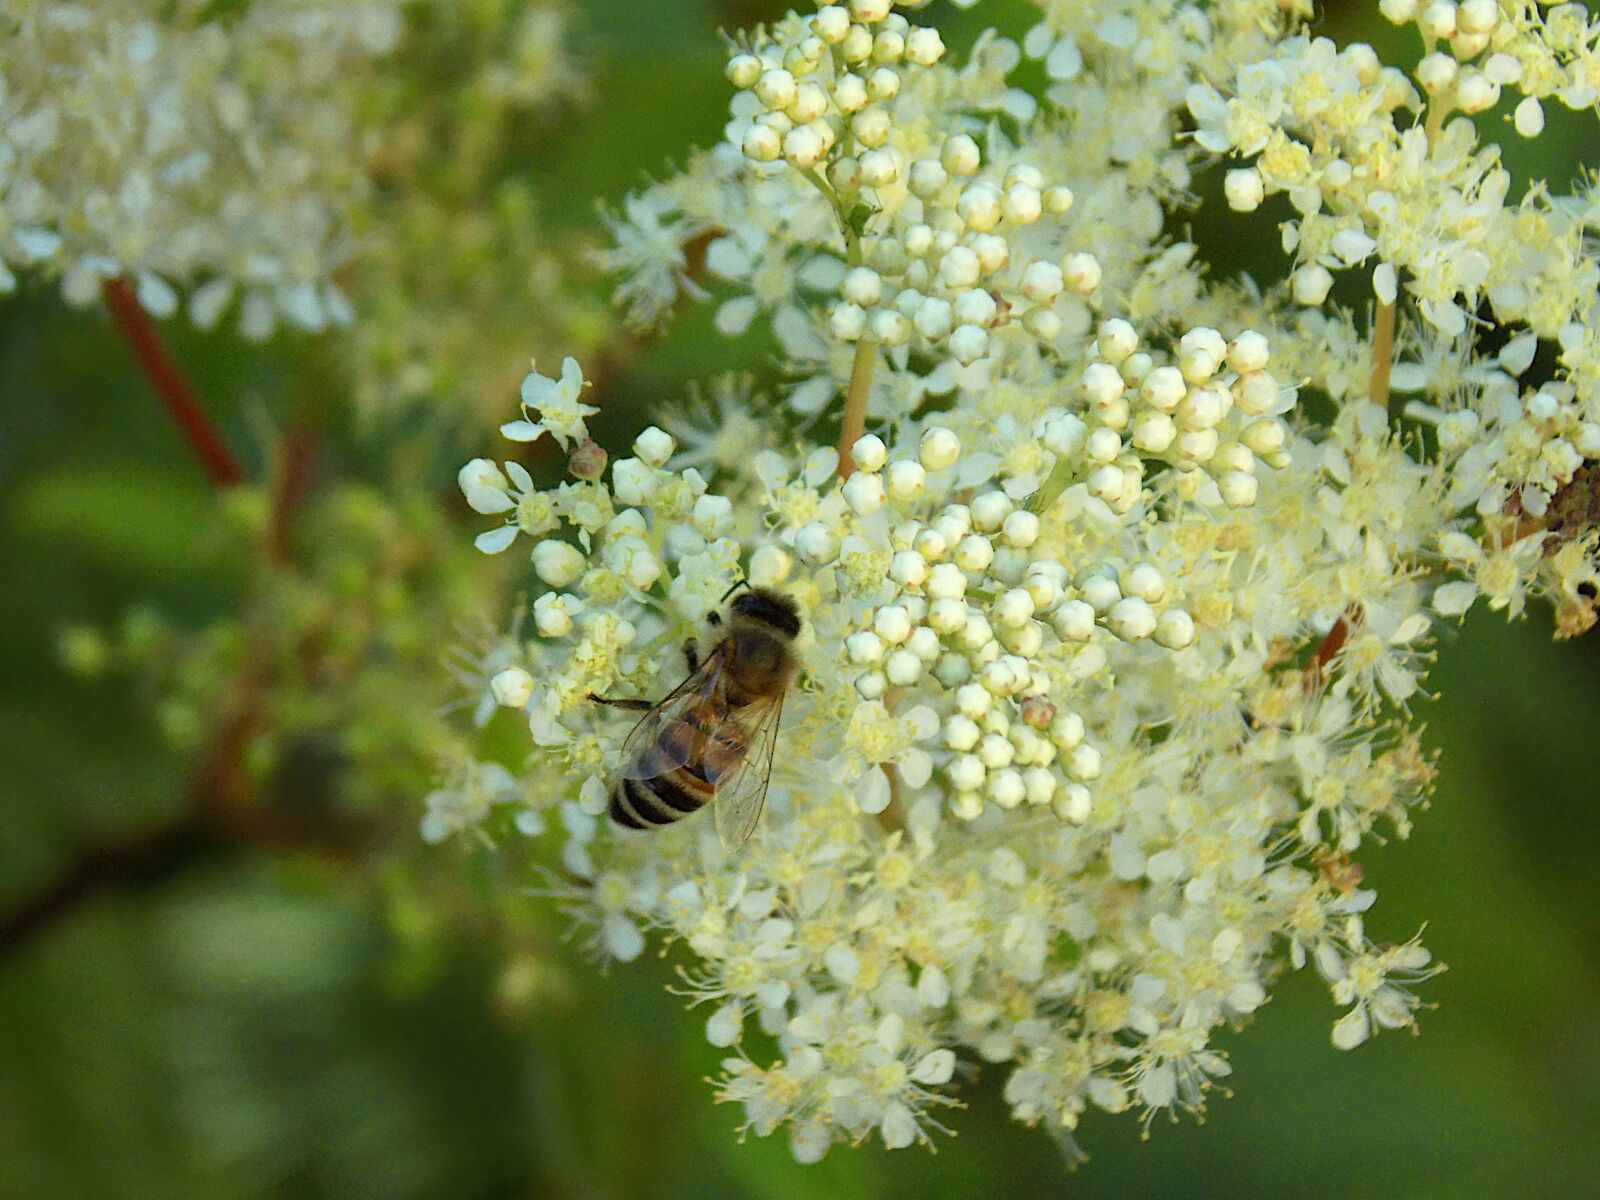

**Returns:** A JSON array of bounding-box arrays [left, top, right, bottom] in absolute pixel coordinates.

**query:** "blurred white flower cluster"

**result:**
[[0, 0, 581, 354], [445, 0, 1599, 1162]]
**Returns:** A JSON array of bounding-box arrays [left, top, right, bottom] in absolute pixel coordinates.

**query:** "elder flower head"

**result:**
[[439, 0, 1597, 1165]]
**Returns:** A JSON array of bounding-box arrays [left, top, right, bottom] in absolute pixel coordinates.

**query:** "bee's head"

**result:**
[[729, 586, 801, 639]]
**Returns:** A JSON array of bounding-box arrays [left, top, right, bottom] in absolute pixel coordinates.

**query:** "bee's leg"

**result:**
[[588, 693, 654, 711], [683, 638, 699, 673]]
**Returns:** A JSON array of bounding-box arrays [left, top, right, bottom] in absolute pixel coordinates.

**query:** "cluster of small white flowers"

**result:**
[[440, 0, 1597, 1163], [0, 0, 582, 356], [1189, 14, 1600, 635], [0, 0, 403, 334]]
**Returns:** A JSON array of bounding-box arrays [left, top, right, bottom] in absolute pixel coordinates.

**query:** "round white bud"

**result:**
[[909, 158, 948, 197], [1292, 264, 1334, 306], [1175, 428, 1218, 463], [904, 26, 945, 66], [928, 596, 967, 633], [867, 66, 900, 101], [927, 563, 967, 602], [941, 134, 981, 176], [1082, 362, 1126, 407], [1001, 510, 1040, 548], [1455, 70, 1498, 113], [919, 426, 961, 470], [1141, 365, 1187, 412], [783, 124, 826, 169], [1086, 426, 1123, 465], [742, 123, 781, 162], [1098, 319, 1138, 362], [1132, 412, 1177, 453], [1066, 743, 1103, 781], [972, 234, 1010, 274], [855, 670, 887, 700], [789, 80, 829, 123], [842, 266, 883, 308], [1024, 306, 1062, 340], [1225, 167, 1265, 212], [1108, 596, 1157, 640], [842, 470, 886, 516], [1020, 260, 1064, 304], [1080, 575, 1122, 614], [890, 549, 930, 589], [853, 105, 892, 148], [948, 753, 986, 792], [1023, 767, 1056, 807], [876, 310, 915, 347], [1043, 185, 1075, 213], [873, 603, 913, 645], [969, 492, 1011, 532], [859, 149, 899, 187], [851, 0, 891, 21], [1241, 416, 1286, 456], [841, 23, 874, 62], [1123, 563, 1166, 604], [1062, 252, 1102, 294], [491, 667, 534, 708], [957, 185, 1002, 232], [833, 72, 869, 113], [1178, 327, 1228, 382], [1153, 608, 1196, 650], [830, 301, 867, 341], [813, 5, 850, 42], [795, 522, 840, 563], [1417, 0, 1457, 39], [846, 629, 885, 664], [988, 768, 1026, 809], [954, 534, 994, 575], [939, 246, 981, 289], [1053, 784, 1092, 823], [948, 324, 989, 364], [755, 68, 797, 110], [1219, 470, 1259, 508], [944, 714, 981, 752], [1227, 330, 1271, 374], [885, 459, 927, 501], [1005, 184, 1043, 224], [914, 296, 954, 341], [1052, 599, 1096, 641], [533, 540, 584, 587], [632, 426, 675, 467], [850, 433, 888, 473], [1415, 51, 1457, 95], [885, 649, 923, 686], [727, 54, 762, 89], [906, 625, 940, 662], [954, 288, 998, 328]]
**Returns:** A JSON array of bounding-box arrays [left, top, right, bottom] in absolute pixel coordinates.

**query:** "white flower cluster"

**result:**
[[441, 0, 1598, 1164], [0, 0, 581, 353], [0, 0, 404, 334]]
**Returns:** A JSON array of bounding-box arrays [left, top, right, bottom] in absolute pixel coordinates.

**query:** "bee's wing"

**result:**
[[619, 645, 727, 781], [713, 691, 783, 852]]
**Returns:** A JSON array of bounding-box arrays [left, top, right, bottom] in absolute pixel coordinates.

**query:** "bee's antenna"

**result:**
[[721, 578, 751, 603]]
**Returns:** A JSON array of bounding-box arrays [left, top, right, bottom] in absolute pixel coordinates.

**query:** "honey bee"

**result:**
[[589, 583, 800, 850]]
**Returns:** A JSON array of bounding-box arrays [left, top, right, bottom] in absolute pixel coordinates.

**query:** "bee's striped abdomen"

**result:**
[[609, 711, 749, 832], [609, 772, 712, 828]]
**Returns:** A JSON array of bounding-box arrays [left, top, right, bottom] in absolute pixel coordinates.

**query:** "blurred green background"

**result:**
[[2, 2, 1598, 1197]]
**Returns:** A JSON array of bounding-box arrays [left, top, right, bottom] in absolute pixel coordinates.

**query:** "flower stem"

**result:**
[[837, 336, 878, 478], [102, 277, 244, 488], [1368, 298, 1396, 411]]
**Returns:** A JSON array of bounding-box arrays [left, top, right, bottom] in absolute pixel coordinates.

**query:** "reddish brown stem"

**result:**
[[102, 277, 244, 488]]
